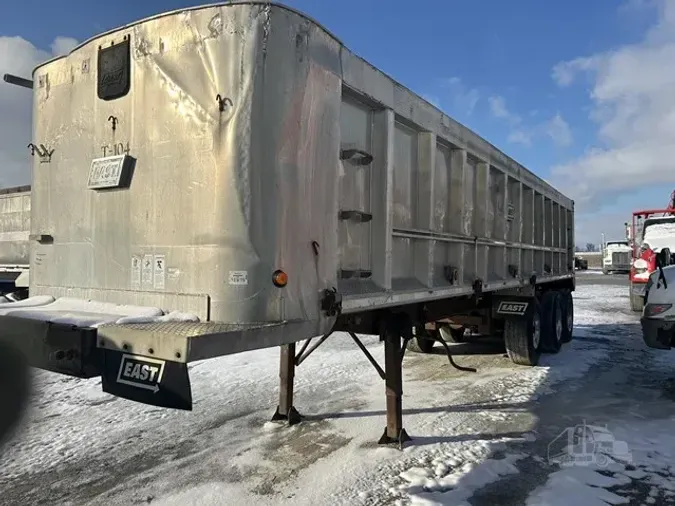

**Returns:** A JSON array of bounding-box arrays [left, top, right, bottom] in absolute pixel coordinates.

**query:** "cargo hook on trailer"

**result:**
[[215, 94, 233, 113]]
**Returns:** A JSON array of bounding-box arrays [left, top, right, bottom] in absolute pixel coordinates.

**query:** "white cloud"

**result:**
[[488, 95, 531, 145], [575, 210, 630, 245], [50, 37, 78, 57], [488, 95, 520, 124], [550, 0, 675, 210], [619, 0, 659, 14], [545, 113, 573, 147], [0, 35, 76, 188], [507, 130, 532, 146], [488, 94, 571, 148], [551, 56, 598, 87], [442, 77, 481, 116]]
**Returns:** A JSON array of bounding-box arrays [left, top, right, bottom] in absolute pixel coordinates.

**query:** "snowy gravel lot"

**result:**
[[2, 273, 675, 506]]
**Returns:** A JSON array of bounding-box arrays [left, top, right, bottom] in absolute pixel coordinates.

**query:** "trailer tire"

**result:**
[[407, 327, 435, 354], [504, 299, 542, 366], [602, 268, 609, 275], [560, 290, 574, 343], [540, 291, 563, 354], [629, 286, 644, 313]]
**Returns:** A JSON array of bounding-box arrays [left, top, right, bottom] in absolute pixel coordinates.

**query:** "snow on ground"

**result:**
[[1, 282, 674, 506], [579, 269, 605, 275], [526, 415, 675, 506]]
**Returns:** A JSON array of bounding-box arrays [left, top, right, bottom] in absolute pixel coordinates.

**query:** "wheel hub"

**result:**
[[532, 314, 541, 349], [556, 316, 563, 342]]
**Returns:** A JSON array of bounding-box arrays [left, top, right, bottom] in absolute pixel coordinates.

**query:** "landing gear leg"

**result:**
[[378, 315, 412, 447], [271, 343, 302, 425]]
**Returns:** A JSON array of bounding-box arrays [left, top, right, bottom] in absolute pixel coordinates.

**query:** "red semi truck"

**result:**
[[627, 190, 675, 311]]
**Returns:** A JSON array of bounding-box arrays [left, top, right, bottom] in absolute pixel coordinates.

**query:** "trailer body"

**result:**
[[0, 185, 31, 292], [0, 2, 575, 440]]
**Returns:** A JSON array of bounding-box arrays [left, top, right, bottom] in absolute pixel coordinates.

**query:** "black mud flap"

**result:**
[[100, 350, 193, 410], [492, 297, 532, 320]]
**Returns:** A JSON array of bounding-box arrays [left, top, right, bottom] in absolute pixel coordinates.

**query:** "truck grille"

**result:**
[[612, 252, 631, 265]]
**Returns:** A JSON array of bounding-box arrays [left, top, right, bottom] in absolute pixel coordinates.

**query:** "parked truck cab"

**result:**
[[601, 240, 631, 275], [630, 214, 675, 311]]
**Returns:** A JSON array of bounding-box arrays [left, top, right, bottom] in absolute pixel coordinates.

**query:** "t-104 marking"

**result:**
[[497, 301, 529, 316], [116, 354, 165, 393]]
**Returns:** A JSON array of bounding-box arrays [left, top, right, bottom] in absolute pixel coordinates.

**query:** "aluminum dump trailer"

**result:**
[[0, 2, 575, 445], [0, 185, 30, 293]]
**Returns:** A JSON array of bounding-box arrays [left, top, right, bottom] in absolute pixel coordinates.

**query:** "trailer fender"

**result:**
[[492, 296, 533, 320]]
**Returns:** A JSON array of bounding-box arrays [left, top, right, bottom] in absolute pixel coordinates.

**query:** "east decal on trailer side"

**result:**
[[497, 301, 529, 316]]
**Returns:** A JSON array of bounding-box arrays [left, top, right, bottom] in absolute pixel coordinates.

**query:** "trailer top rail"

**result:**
[[0, 185, 31, 196], [31, 1, 569, 207]]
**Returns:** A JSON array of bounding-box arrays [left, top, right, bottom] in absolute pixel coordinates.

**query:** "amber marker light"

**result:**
[[272, 269, 288, 288]]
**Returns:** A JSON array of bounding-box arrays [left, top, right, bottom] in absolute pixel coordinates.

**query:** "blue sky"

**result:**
[[1, 0, 672, 245]]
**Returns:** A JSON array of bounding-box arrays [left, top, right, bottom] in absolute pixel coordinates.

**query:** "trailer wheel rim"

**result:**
[[555, 317, 563, 342], [532, 313, 541, 349]]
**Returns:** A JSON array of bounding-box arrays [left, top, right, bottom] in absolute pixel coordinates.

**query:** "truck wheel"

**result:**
[[602, 268, 608, 275], [560, 290, 574, 343], [439, 324, 467, 343], [540, 291, 563, 354], [407, 327, 435, 354], [504, 299, 542, 366], [629, 286, 644, 312]]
